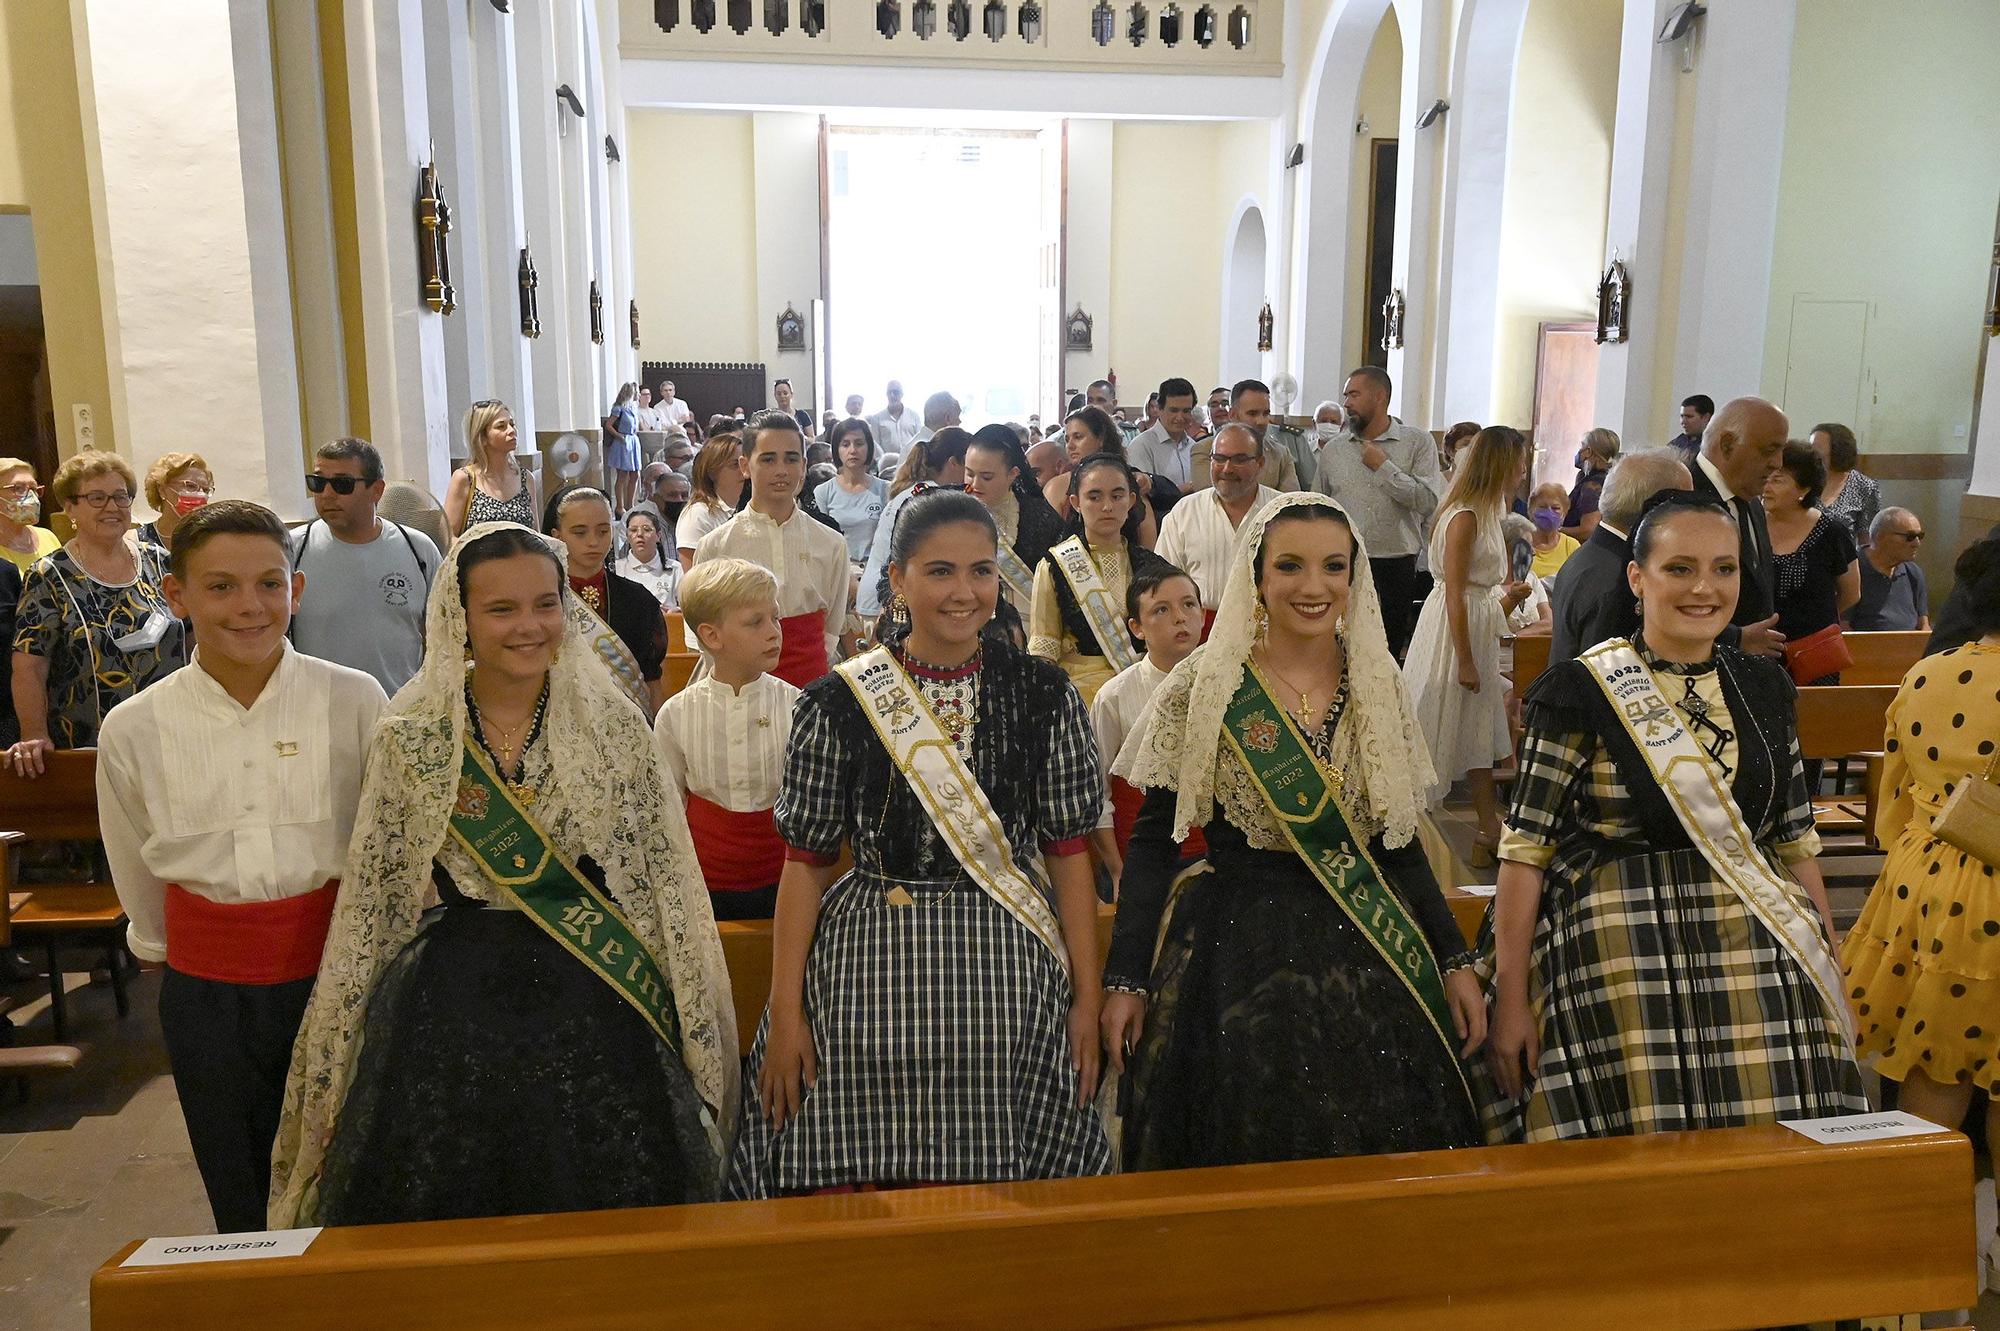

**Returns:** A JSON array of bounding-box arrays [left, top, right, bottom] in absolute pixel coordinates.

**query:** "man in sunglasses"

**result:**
[[289, 438, 440, 694], [1845, 507, 1931, 633]]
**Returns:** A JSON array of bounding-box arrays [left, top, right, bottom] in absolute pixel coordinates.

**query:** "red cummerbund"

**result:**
[[776, 609, 830, 688], [163, 879, 338, 985], [1200, 607, 1218, 642], [686, 793, 786, 894], [1109, 776, 1207, 862]]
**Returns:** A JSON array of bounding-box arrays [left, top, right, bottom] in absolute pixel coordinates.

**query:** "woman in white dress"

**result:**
[[1402, 426, 1530, 864]]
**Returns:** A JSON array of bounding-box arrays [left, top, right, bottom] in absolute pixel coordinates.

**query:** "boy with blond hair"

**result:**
[[655, 557, 799, 920]]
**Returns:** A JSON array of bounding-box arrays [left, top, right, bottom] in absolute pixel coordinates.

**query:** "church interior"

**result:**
[[2, 0, 1999, 1326]]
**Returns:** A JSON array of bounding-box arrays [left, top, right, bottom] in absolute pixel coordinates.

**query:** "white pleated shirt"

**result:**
[[653, 672, 800, 811]]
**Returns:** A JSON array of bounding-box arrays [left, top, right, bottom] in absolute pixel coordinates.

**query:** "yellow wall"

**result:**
[[627, 110, 760, 365], [4, 0, 115, 459], [1760, 0, 2000, 456], [1107, 121, 1223, 397], [1347, 12, 1401, 370], [0, 13, 26, 207], [1490, 0, 1619, 431]]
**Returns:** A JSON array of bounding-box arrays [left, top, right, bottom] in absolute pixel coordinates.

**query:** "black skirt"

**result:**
[[317, 895, 716, 1225], [1121, 815, 1480, 1171]]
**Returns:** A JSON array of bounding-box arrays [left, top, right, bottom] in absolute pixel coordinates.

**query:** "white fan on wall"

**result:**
[[551, 432, 592, 485], [1269, 372, 1299, 414]]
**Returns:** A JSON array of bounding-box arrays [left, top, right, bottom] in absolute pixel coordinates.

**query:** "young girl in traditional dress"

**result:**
[[543, 485, 667, 714], [962, 424, 1065, 621], [1402, 426, 1531, 863], [1103, 494, 1485, 1170], [730, 490, 1112, 1196], [1029, 453, 1175, 705], [269, 524, 736, 1226], [1481, 495, 1865, 1142]]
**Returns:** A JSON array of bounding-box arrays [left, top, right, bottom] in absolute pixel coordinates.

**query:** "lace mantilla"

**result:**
[[269, 522, 739, 1226]]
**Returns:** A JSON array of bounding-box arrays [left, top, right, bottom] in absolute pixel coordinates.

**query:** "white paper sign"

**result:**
[[122, 1227, 322, 1268], [1453, 885, 1498, 898], [1778, 1110, 1947, 1145]]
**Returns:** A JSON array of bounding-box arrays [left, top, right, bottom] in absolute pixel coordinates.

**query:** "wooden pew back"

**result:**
[[1840, 629, 1928, 685], [1795, 684, 1898, 761], [91, 1125, 1975, 1330], [1513, 633, 1553, 691], [0, 750, 104, 842]]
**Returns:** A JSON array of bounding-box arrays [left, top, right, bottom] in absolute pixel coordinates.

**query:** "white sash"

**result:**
[[835, 647, 1072, 973], [993, 538, 1035, 607], [1050, 536, 1138, 672], [1580, 640, 1854, 1045]]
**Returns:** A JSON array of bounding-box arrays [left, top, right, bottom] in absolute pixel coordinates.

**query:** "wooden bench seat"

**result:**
[[1509, 630, 1926, 696], [91, 1124, 1976, 1329]]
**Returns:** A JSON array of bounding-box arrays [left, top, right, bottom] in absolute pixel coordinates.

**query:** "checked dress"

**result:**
[[1471, 641, 1865, 1143], [726, 640, 1113, 1196]]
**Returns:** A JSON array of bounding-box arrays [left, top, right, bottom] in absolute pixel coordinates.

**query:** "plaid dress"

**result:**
[[727, 643, 1113, 1196], [1472, 646, 1865, 1143]]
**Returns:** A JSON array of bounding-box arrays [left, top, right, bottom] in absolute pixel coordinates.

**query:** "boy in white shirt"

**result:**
[[655, 557, 799, 921], [97, 501, 387, 1233], [1090, 567, 1205, 888]]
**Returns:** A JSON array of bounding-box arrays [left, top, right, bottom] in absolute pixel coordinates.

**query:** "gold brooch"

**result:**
[[273, 740, 299, 758]]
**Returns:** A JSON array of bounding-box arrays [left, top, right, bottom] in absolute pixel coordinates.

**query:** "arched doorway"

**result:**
[[1219, 201, 1267, 389]]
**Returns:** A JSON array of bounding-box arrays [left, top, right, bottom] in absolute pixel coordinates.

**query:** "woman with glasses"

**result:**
[[136, 451, 214, 551], [0, 456, 60, 572], [7, 450, 188, 776], [445, 400, 538, 540]]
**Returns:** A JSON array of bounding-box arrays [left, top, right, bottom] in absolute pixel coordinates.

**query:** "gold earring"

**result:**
[[1253, 601, 1269, 643], [891, 592, 911, 627]]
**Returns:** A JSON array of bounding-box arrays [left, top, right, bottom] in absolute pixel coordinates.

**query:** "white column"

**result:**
[[76, 0, 307, 512], [1382, 0, 1447, 426], [591, 0, 638, 397], [467, 0, 536, 453], [1430, 0, 1530, 425], [421, 0, 483, 424], [516, 0, 579, 432], [341, 0, 452, 491], [549, 0, 598, 430], [752, 113, 822, 406], [1670, 0, 1797, 404], [1591, 0, 1686, 441]]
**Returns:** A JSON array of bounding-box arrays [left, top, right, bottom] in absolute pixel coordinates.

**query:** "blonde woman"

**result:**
[[0, 456, 60, 572], [1402, 426, 1531, 862], [137, 451, 214, 550], [605, 382, 642, 517], [444, 400, 538, 538], [676, 433, 746, 570]]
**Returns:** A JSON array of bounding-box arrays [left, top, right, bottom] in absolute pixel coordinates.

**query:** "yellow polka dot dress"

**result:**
[[1840, 643, 2000, 1091]]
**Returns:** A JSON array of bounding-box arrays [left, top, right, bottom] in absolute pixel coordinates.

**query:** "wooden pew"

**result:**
[[1512, 633, 1553, 692], [91, 1124, 1976, 1329], [717, 895, 1491, 1056], [1796, 684, 1897, 845], [0, 751, 132, 1041], [1508, 630, 1923, 698]]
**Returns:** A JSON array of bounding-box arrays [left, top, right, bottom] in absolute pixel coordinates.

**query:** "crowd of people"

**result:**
[[1, 367, 1995, 1297]]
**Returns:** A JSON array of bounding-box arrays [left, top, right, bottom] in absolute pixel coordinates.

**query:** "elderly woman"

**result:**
[[1811, 422, 1879, 546], [8, 451, 189, 775], [1764, 441, 1860, 686], [136, 451, 214, 550], [0, 456, 60, 572]]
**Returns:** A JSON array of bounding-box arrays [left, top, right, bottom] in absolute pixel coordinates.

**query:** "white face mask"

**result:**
[[1316, 421, 1342, 442], [1, 491, 37, 524]]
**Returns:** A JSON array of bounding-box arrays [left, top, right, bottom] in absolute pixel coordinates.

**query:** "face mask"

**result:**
[[1316, 421, 1341, 442], [1531, 506, 1563, 533], [660, 500, 686, 527], [1, 492, 38, 524], [171, 492, 209, 517]]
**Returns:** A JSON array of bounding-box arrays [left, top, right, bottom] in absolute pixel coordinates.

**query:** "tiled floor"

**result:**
[[0, 811, 1993, 1331]]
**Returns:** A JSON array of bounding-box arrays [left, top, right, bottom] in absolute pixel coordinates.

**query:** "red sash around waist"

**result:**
[[1200, 607, 1217, 642], [776, 609, 830, 688], [163, 880, 338, 985], [686, 793, 786, 894], [1109, 776, 1207, 861]]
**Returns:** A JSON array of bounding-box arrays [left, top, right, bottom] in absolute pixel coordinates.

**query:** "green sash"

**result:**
[[1220, 665, 1470, 1093], [448, 739, 682, 1053]]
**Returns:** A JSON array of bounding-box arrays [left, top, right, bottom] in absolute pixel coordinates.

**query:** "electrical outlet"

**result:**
[[71, 403, 94, 445]]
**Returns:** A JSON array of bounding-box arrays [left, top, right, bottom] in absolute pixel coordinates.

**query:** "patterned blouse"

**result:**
[[1820, 470, 1880, 546], [12, 543, 188, 748]]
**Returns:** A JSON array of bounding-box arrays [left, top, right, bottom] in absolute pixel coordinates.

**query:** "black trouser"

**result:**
[[708, 884, 779, 921], [159, 967, 316, 1233], [1370, 554, 1419, 661]]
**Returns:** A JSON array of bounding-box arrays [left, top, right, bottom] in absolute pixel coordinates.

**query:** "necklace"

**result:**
[[468, 681, 550, 798], [69, 539, 137, 584], [1255, 649, 1335, 730], [902, 647, 981, 750]]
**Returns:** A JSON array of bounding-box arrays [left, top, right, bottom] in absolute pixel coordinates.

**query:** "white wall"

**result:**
[[1489, 0, 1619, 430], [1759, 0, 2000, 458], [751, 113, 822, 411], [1347, 13, 1402, 374], [1106, 122, 1225, 400], [1063, 119, 1114, 398], [628, 111, 759, 366]]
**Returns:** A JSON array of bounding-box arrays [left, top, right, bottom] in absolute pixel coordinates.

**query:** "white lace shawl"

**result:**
[[1115, 492, 1435, 849], [268, 523, 738, 1226]]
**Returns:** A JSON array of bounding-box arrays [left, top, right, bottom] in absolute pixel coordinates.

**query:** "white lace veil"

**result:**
[[1117, 492, 1435, 848], [269, 522, 738, 1224]]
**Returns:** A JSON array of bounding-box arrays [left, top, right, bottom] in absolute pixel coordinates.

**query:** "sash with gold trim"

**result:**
[[1221, 664, 1473, 1097], [1050, 536, 1138, 672], [994, 538, 1035, 607], [836, 646, 1072, 974], [1579, 639, 1854, 1044], [450, 739, 683, 1052]]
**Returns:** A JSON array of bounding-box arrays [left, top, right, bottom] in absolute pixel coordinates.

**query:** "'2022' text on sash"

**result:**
[[1051, 536, 1139, 673]]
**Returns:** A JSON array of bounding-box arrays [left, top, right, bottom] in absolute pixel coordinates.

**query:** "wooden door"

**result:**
[[1531, 322, 1600, 488]]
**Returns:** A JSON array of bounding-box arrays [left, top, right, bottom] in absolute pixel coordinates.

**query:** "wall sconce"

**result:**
[[1380, 288, 1405, 350], [416, 144, 456, 315], [1414, 99, 1449, 130], [589, 280, 604, 345], [1596, 253, 1631, 345], [518, 242, 541, 338], [605, 135, 621, 164], [630, 300, 642, 350], [556, 83, 584, 137]]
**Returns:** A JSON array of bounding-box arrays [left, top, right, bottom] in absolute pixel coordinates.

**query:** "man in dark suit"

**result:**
[[1686, 396, 1788, 657], [1550, 449, 1691, 659]]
